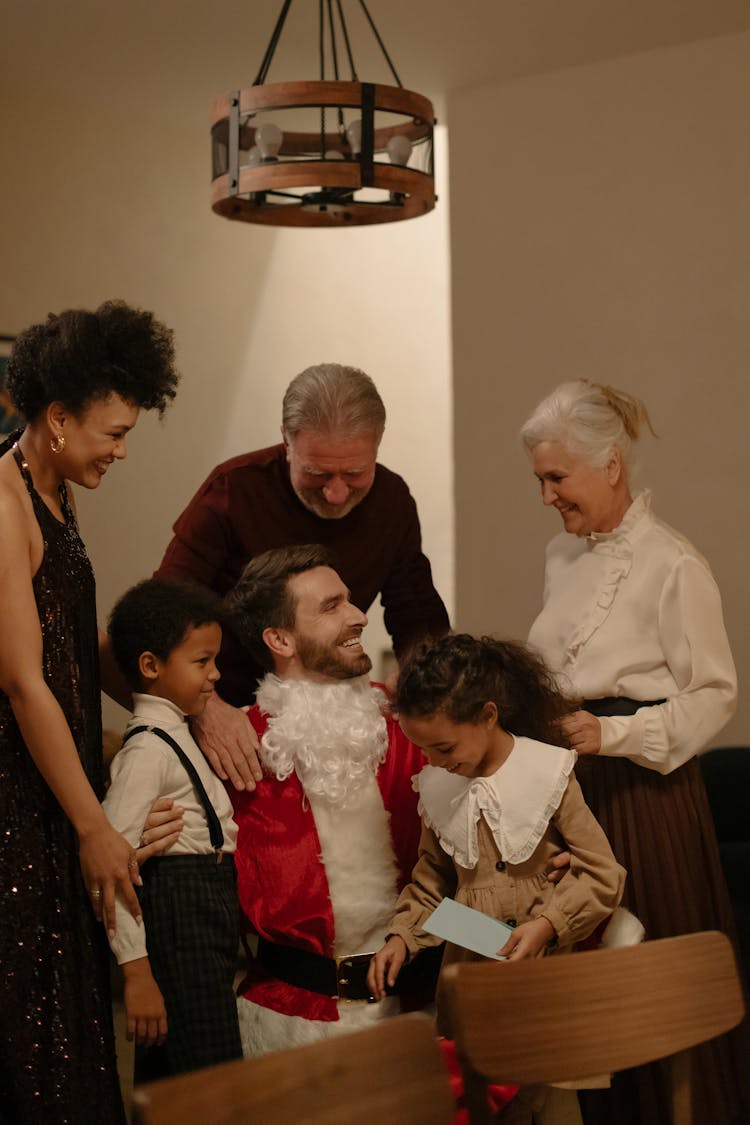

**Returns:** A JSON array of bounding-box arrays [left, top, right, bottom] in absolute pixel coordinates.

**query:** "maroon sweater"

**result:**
[[157, 444, 449, 704]]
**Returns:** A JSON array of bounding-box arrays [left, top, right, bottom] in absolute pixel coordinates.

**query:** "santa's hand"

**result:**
[[560, 710, 601, 756], [498, 916, 555, 961], [368, 935, 407, 1000], [192, 692, 262, 790]]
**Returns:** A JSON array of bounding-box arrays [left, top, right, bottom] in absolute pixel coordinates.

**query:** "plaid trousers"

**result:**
[[134, 854, 242, 1081]]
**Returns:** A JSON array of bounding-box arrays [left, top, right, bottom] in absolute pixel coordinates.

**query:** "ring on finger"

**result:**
[[128, 857, 139, 869], [91, 889, 102, 899]]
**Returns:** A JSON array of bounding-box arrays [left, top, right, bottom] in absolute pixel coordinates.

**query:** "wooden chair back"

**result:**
[[132, 1012, 454, 1125], [441, 930, 745, 1125]]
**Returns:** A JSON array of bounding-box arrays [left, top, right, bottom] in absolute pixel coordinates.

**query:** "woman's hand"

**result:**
[[122, 958, 168, 1046], [560, 710, 602, 756], [498, 916, 555, 961], [137, 797, 185, 862], [367, 935, 407, 1000], [77, 818, 142, 935], [546, 850, 572, 885], [192, 693, 263, 791]]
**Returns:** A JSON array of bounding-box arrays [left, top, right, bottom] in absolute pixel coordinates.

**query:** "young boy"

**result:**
[[104, 577, 242, 1080]]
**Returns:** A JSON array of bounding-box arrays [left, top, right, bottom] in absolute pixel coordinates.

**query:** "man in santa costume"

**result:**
[[226, 543, 437, 1056]]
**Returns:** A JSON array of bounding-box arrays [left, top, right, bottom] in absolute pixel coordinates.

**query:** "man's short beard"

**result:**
[[295, 633, 372, 680], [292, 485, 369, 520]]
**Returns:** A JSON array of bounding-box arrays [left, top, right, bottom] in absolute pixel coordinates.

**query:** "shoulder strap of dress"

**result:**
[[11, 442, 34, 493], [11, 441, 75, 526]]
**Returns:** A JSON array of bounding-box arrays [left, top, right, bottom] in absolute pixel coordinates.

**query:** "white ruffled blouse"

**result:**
[[528, 491, 736, 774]]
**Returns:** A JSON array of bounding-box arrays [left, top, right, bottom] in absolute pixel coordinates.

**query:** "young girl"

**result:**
[[368, 634, 625, 1003]]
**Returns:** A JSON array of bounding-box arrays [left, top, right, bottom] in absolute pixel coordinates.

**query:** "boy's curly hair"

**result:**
[[108, 578, 223, 690]]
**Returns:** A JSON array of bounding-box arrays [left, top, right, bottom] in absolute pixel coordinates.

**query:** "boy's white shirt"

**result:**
[[102, 693, 237, 964]]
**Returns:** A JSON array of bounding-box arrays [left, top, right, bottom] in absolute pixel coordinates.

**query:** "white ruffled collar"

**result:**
[[415, 736, 576, 868], [586, 489, 652, 548]]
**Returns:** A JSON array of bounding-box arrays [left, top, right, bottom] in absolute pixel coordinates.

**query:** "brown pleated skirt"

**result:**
[[574, 754, 750, 1125]]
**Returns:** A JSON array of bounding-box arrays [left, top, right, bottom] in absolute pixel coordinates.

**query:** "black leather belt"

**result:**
[[257, 938, 443, 1002], [257, 938, 374, 1001], [582, 696, 666, 718]]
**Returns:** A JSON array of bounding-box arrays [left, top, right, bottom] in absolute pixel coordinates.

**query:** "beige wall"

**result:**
[[0, 92, 453, 726], [450, 30, 750, 745]]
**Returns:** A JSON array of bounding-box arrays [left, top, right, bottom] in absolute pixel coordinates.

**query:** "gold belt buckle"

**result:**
[[336, 952, 376, 1003]]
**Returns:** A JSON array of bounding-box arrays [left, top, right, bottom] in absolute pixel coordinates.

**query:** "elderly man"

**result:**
[[157, 365, 448, 752], [224, 543, 440, 1055]]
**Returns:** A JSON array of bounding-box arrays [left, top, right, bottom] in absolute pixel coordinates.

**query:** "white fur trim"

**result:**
[[256, 674, 388, 807], [238, 995, 401, 1058], [309, 775, 399, 955]]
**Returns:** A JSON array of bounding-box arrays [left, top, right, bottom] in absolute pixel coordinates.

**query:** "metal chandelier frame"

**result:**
[[210, 0, 436, 227]]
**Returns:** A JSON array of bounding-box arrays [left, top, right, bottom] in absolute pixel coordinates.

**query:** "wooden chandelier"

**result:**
[[210, 1, 436, 228]]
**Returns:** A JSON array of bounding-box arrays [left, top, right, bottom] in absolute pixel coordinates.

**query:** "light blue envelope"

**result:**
[[423, 897, 515, 960]]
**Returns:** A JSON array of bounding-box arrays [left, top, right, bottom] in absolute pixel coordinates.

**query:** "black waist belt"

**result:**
[[582, 697, 666, 718], [145, 852, 235, 869], [257, 937, 442, 1002]]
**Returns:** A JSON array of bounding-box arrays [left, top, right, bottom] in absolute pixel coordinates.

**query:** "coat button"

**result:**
[[495, 860, 506, 872]]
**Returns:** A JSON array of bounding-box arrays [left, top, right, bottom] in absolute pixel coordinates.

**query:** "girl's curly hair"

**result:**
[[7, 299, 179, 421], [396, 633, 574, 746]]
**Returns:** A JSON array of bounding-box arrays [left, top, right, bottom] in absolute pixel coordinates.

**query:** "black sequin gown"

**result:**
[[0, 435, 125, 1124]]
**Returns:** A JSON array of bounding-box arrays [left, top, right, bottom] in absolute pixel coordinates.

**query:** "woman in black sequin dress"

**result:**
[[0, 302, 179, 1124]]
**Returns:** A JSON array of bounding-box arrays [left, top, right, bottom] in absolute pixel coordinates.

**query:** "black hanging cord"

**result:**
[[254, 0, 295, 85], [319, 0, 327, 157], [326, 0, 341, 79], [326, 0, 347, 132], [357, 0, 402, 86], [335, 0, 358, 81]]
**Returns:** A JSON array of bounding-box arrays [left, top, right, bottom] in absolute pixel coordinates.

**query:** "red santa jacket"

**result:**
[[231, 694, 426, 1021]]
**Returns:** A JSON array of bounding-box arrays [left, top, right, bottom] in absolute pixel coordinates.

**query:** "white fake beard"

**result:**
[[256, 674, 389, 807]]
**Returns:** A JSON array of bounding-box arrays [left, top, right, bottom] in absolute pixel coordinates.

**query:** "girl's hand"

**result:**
[[367, 935, 407, 1000], [560, 710, 601, 756], [122, 959, 168, 1045], [497, 917, 555, 961], [78, 819, 142, 935], [137, 797, 185, 862]]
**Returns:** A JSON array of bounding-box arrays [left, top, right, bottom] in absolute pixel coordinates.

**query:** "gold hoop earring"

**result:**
[[50, 433, 65, 454]]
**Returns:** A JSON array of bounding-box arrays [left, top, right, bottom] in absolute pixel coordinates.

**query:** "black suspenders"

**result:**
[[122, 724, 224, 850]]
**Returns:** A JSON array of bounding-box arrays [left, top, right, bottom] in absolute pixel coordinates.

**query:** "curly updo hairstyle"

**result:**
[[396, 633, 574, 747], [6, 299, 179, 421]]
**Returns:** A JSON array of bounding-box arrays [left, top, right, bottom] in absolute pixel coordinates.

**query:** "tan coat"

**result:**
[[388, 774, 624, 1029]]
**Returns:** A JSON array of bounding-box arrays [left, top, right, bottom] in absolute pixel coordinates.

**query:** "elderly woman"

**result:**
[[0, 302, 179, 1124], [521, 379, 747, 1125]]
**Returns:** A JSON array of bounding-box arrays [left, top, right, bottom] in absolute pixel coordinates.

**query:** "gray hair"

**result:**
[[281, 363, 386, 441], [519, 379, 655, 473]]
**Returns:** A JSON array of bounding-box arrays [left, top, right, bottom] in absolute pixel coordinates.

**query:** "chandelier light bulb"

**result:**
[[386, 134, 412, 166], [255, 122, 283, 160], [246, 145, 262, 167], [346, 119, 362, 156]]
